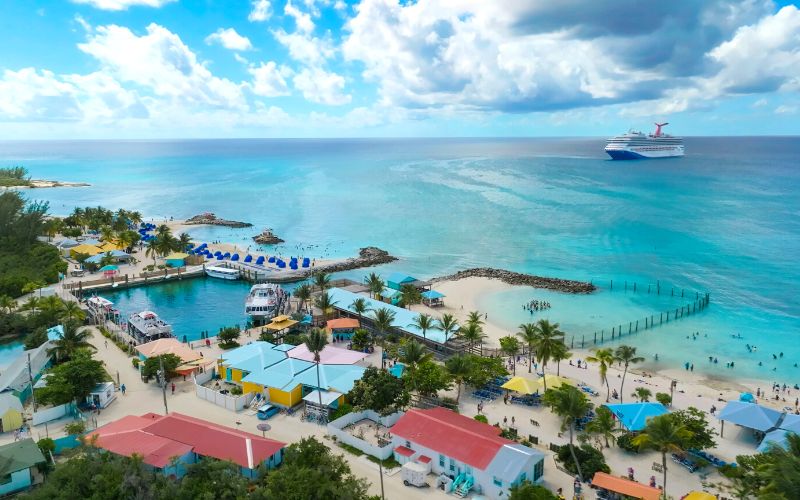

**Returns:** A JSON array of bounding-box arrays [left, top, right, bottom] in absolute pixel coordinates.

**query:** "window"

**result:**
[[493, 476, 502, 487], [449, 457, 455, 471], [465, 465, 472, 475], [405, 440, 411, 448], [518, 472, 526, 483], [439, 454, 445, 467], [534, 459, 544, 481]]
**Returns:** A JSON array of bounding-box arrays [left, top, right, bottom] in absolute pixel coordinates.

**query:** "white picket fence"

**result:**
[[195, 383, 254, 412]]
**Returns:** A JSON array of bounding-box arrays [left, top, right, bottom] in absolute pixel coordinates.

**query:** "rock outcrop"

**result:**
[[432, 267, 595, 294], [185, 213, 252, 228], [252, 228, 284, 245], [302, 247, 397, 276]]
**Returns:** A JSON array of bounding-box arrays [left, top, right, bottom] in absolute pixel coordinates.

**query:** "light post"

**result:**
[[376, 436, 389, 500]]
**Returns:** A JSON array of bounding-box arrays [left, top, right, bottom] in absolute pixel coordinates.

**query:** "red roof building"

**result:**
[[89, 412, 285, 475]]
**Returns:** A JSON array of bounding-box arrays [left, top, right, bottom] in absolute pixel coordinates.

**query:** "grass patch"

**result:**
[[338, 442, 364, 457], [366, 455, 400, 469]]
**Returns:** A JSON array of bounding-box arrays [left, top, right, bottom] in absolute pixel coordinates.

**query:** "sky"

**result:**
[[1, 0, 799, 139]]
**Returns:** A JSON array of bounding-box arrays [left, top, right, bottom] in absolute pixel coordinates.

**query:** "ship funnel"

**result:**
[[654, 122, 669, 137]]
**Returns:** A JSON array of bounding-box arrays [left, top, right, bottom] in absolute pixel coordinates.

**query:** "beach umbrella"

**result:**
[[537, 374, 572, 390], [244, 255, 252, 263], [231, 254, 240, 261], [501, 376, 540, 395], [739, 392, 756, 403], [683, 492, 716, 500], [216, 254, 224, 260], [99, 265, 119, 272]]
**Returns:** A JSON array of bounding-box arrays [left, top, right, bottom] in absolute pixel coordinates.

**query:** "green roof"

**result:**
[[0, 439, 46, 475]]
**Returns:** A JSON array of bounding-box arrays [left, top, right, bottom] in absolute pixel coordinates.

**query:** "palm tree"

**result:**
[[0, 295, 15, 314], [552, 341, 572, 376], [759, 433, 800, 497], [543, 385, 593, 482], [615, 345, 645, 403], [39, 296, 65, 325], [466, 310, 484, 328], [532, 319, 565, 392], [632, 387, 652, 402], [156, 224, 171, 238], [177, 232, 192, 251], [458, 323, 487, 353], [304, 328, 329, 416], [632, 414, 692, 497], [128, 211, 143, 228], [313, 271, 331, 292], [499, 335, 520, 375], [22, 296, 40, 315], [586, 347, 615, 402], [350, 298, 369, 328], [61, 301, 86, 323], [145, 238, 161, 265], [48, 321, 95, 361], [409, 313, 439, 342], [445, 354, 472, 403], [584, 406, 619, 448], [371, 307, 396, 368], [99, 225, 115, 244], [293, 284, 311, 312], [313, 291, 337, 321], [517, 323, 538, 373], [399, 340, 432, 395], [437, 313, 458, 342], [399, 284, 421, 309], [364, 272, 384, 298]]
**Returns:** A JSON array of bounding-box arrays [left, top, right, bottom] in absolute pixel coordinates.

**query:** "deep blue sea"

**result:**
[[1, 137, 798, 383]]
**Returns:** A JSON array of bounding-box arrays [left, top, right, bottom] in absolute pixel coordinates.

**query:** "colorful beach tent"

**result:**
[[740, 392, 756, 403], [263, 315, 298, 332], [683, 491, 717, 500], [591, 472, 661, 500], [501, 376, 540, 395], [718, 400, 784, 434], [537, 374, 572, 390], [604, 402, 669, 431], [70, 244, 103, 257]]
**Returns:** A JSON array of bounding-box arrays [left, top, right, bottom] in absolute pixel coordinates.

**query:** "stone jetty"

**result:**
[[252, 228, 284, 245], [185, 213, 252, 228], [308, 247, 397, 275], [432, 267, 596, 294]]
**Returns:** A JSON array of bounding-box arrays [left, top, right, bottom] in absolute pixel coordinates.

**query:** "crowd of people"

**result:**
[[523, 299, 551, 313]]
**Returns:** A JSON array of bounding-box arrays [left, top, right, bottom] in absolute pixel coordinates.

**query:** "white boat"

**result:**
[[206, 265, 240, 280], [127, 310, 173, 344], [245, 284, 287, 325], [605, 123, 684, 159]]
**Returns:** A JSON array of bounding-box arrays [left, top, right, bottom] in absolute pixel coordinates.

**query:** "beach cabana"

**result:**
[[590, 472, 661, 500], [256, 256, 265, 265], [165, 252, 189, 267], [386, 272, 417, 291], [717, 400, 784, 437], [0, 393, 24, 432], [263, 315, 298, 334], [377, 287, 401, 305], [231, 253, 240, 261], [757, 413, 800, 452], [70, 243, 103, 257], [326, 318, 360, 342], [603, 402, 669, 432], [244, 255, 253, 263], [100, 264, 119, 277], [501, 376, 540, 395], [537, 374, 572, 390], [421, 289, 445, 307]]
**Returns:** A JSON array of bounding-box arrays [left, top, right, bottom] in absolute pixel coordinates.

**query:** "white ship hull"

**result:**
[[605, 123, 684, 160], [605, 145, 684, 159], [206, 266, 240, 280]]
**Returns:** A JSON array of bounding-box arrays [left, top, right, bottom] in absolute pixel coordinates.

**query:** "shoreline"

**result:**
[[432, 267, 595, 294], [1, 179, 91, 189]]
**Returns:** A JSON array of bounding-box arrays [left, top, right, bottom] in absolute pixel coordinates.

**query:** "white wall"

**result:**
[[31, 403, 73, 425], [194, 383, 253, 411], [326, 410, 402, 460]]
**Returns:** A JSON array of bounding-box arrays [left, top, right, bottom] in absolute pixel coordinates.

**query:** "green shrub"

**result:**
[[230, 386, 243, 396], [64, 421, 86, 436], [37, 438, 56, 462], [132, 358, 140, 368], [555, 444, 610, 478], [655, 392, 672, 406], [473, 414, 488, 424], [616, 433, 639, 453], [330, 403, 353, 421]]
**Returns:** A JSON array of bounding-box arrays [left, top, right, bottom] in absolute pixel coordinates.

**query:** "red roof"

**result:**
[[390, 408, 511, 470], [394, 445, 414, 457], [417, 455, 432, 464], [90, 413, 285, 470]]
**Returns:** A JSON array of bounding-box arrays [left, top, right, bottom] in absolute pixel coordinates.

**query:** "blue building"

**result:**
[[0, 439, 46, 495]]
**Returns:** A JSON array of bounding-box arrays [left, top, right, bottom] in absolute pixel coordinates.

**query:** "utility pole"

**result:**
[[159, 355, 169, 414], [377, 437, 388, 500], [27, 353, 37, 412]]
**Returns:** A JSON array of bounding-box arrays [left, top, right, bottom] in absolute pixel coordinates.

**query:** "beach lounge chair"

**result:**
[[244, 255, 252, 263]]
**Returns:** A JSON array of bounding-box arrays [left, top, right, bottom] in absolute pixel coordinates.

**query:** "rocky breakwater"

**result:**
[[307, 247, 397, 275], [433, 268, 596, 294], [185, 213, 253, 228], [252, 228, 285, 245]]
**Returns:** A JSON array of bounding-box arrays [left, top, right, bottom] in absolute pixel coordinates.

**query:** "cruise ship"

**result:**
[[245, 284, 287, 325], [126, 310, 173, 344], [605, 123, 684, 159]]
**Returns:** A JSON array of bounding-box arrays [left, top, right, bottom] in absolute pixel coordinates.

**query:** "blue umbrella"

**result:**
[[740, 392, 756, 403]]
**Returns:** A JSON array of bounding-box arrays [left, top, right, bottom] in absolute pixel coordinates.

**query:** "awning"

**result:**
[[302, 390, 343, 407], [264, 318, 298, 331], [604, 402, 669, 432], [164, 252, 189, 260], [538, 374, 572, 389], [501, 376, 540, 395], [421, 290, 445, 299], [591, 472, 661, 500], [717, 401, 784, 432], [394, 446, 414, 457]]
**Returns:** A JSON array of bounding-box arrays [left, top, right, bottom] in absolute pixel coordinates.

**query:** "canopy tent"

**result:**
[[604, 402, 669, 431], [264, 315, 298, 332], [537, 374, 572, 390], [421, 289, 445, 307], [591, 472, 661, 500], [99, 265, 119, 272], [302, 389, 343, 407], [85, 250, 132, 264], [70, 244, 103, 257], [683, 491, 717, 500], [501, 376, 541, 395], [97, 241, 123, 252], [740, 392, 756, 403], [717, 400, 784, 436], [757, 414, 800, 452], [164, 252, 189, 260]]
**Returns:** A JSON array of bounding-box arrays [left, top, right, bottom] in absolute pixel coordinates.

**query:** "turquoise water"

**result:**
[[0, 342, 24, 369], [2, 137, 798, 382]]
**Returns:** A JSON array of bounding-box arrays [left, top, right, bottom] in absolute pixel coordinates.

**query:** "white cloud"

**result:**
[[78, 23, 246, 109], [775, 105, 797, 114], [248, 62, 292, 97], [334, 1, 347, 12], [71, 0, 176, 11], [293, 67, 350, 105], [248, 0, 271, 22], [205, 28, 253, 51], [284, 0, 315, 34], [273, 28, 334, 65], [74, 14, 92, 32], [753, 98, 768, 108]]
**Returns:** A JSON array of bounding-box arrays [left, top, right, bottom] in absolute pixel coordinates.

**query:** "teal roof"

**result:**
[[604, 402, 669, 431], [422, 290, 445, 299], [294, 364, 366, 394], [220, 341, 285, 374], [380, 287, 401, 298], [47, 324, 64, 341], [718, 401, 784, 432], [241, 357, 315, 390], [328, 288, 448, 344], [0, 439, 46, 475], [386, 272, 416, 284], [272, 344, 296, 352]]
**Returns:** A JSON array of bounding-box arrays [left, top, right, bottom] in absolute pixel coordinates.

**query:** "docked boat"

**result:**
[[205, 265, 240, 280], [127, 310, 173, 344], [245, 284, 287, 325], [605, 123, 684, 159]]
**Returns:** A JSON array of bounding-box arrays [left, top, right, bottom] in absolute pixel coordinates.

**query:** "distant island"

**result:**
[[0, 166, 90, 189], [185, 212, 253, 228]]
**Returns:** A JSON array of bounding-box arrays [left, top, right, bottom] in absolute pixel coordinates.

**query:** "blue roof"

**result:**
[[219, 341, 285, 374], [422, 290, 445, 299], [294, 364, 366, 394], [604, 402, 669, 431], [779, 413, 800, 433], [241, 357, 315, 390], [758, 429, 795, 453], [85, 250, 131, 264], [328, 288, 448, 344], [717, 401, 784, 432], [386, 272, 416, 284], [272, 344, 296, 352], [380, 287, 401, 299], [46, 325, 63, 341]]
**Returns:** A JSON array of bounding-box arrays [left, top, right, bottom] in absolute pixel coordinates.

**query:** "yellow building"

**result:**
[[0, 394, 23, 433]]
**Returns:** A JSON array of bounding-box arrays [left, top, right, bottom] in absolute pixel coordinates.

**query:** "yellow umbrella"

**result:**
[[538, 374, 572, 390], [683, 492, 716, 500], [501, 376, 540, 395]]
